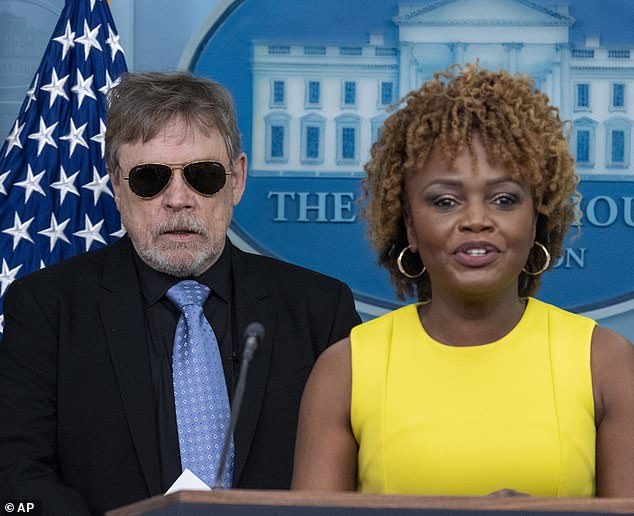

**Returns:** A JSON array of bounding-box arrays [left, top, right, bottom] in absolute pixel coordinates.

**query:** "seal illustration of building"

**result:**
[[250, 0, 633, 178]]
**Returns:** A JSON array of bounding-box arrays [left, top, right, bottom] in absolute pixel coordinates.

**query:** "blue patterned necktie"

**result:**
[[166, 280, 234, 488]]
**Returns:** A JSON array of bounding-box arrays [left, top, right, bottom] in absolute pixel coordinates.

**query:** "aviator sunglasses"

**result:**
[[123, 160, 232, 199]]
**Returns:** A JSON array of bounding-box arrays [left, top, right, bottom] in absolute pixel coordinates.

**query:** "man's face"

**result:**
[[110, 118, 247, 277]]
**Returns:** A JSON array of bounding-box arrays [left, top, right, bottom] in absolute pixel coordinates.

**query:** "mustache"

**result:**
[[153, 216, 208, 236]]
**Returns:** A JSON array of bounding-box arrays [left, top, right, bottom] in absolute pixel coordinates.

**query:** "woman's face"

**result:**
[[403, 133, 536, 301]]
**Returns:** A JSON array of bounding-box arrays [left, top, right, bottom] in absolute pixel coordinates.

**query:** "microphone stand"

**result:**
[[213, 323, 263, 488]]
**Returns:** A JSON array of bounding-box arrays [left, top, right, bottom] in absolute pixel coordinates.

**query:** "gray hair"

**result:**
[[105, 71, 242, 176]]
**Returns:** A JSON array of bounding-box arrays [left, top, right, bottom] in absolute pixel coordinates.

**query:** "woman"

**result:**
[[291, 66, 634, 497]]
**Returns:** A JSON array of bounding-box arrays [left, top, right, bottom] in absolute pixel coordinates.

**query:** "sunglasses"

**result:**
[[123, 160, 232, 199]]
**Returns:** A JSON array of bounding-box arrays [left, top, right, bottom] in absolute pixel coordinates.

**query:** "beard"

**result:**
[[130, 214, 225, 277]]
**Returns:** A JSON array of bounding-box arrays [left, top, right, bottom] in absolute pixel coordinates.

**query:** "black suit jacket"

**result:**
[[0, 237, 360, 515]]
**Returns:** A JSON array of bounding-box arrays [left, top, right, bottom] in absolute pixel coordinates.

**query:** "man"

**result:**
[[0, 72, 361, 515]]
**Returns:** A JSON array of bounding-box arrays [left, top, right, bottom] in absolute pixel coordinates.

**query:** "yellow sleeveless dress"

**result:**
[[350, 298, 596, 496]]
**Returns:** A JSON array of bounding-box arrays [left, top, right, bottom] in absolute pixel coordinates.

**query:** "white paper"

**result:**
[[164, 469, 211, 495]]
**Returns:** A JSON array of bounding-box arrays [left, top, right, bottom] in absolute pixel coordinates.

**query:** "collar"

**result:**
[[133, 239, 232, 305]]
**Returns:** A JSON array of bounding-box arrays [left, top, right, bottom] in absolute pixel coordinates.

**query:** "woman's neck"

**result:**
[[419, 288, 527, 347]]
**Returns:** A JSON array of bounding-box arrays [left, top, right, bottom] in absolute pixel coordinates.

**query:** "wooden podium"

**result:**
[[107, 490, 634, 515]]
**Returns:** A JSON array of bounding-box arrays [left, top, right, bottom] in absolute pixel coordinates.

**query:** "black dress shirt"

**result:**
[[133, 241, 237, 491]]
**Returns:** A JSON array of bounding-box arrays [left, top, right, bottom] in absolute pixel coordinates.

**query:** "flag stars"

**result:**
[[5, 121, 25, 157], [98, 71, 119, 98], [0, 171, 10, 196], [73, 214, 106, 251], [83, 166, 113, 205], [52, 21, 76, 60], [40, 68, 70, 108], [50, 165, 80, 204], [75, 20, 103, 60], [106, 25, 125, 61], [38, 213, 71, 252], [27, 117, 58, 157], [0, 0, 128, 328], [60, 119, 89, 158], [110, 224, 127, 238], [14, 165, 46, 203], [2, 213, 35, 250], [90, 119, 106, 158], [71, 70, 97, 108], [25, 74, 39, 112], [0, 259, 22, 296]]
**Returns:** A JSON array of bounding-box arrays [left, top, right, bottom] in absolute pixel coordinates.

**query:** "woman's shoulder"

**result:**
[[591, 326, 634, 387], [318, 338, 351, 366], [591, 326, 634, 371], [528, 297, 632, 353], [527, 298, 598, 341], [352, 303, 420, 335], [528, 297, 594, 324], [591, 325, 634, 422]]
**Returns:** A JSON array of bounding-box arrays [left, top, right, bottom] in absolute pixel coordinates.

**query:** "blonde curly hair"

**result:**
[[363, 65, 579, 301]]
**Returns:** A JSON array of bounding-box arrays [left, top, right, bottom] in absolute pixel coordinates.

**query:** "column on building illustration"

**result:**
[[399, 43, 414, 96], [503, 43, 523, 74], [450, 42, 469, 67], [557, 43, 572, 121]]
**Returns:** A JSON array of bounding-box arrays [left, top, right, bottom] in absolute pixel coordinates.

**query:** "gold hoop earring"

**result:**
[[522, 241, 551, 276], [397, 245, 426, 279]]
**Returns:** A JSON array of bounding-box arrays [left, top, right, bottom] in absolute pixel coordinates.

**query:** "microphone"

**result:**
[[213, 322, 264, 488], [243, 322, 263, 361]]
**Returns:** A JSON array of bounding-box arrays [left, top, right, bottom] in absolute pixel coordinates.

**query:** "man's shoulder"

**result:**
[[9, 238, 129, 293], [231, 245, 361, 342], [232, 246, 346, 291]]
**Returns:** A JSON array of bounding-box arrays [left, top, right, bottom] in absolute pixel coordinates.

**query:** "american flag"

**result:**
[[0, 0, 127, 334]]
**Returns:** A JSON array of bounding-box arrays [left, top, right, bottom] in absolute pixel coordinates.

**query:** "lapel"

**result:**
[[229, 243, 275, 484], [96, 237, 162, 496]]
